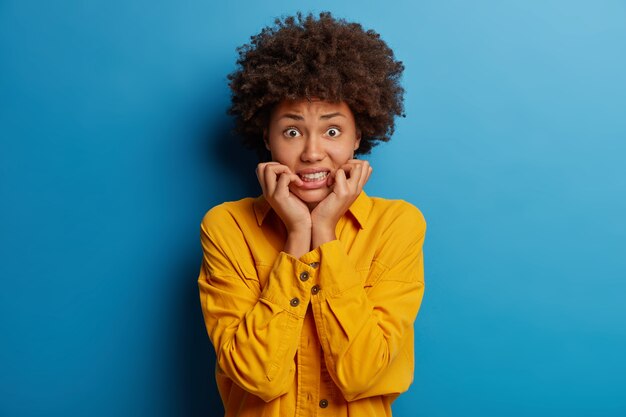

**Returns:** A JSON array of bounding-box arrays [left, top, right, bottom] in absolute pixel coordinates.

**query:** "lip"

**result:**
[[296, 168, 331, 190], [297, 167, 331, 175]]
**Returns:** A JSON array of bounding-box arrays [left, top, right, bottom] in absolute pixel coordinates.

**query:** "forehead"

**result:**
[[271, 98, 353, 119]]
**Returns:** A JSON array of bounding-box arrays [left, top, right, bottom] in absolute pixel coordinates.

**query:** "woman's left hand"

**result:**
[[311, 159, 372, 247]]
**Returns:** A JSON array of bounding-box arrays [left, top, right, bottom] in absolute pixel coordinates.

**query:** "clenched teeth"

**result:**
[[300, 171, 329, 182]]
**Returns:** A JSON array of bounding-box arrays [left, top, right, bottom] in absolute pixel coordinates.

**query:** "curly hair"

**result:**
[[227, 11, 405, 159]]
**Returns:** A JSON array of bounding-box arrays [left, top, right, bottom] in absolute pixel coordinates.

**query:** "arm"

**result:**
[[197, 206, 312, 402], [197, 162, 314, 401], [310, 204, 426, 401]]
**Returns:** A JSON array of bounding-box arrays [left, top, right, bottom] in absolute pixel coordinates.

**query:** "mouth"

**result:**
[[295, 170, 331, 190], [298, 171, 330, 182]]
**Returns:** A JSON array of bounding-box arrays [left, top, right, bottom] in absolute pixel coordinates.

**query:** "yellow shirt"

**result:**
[[198, 191, 426, 417]]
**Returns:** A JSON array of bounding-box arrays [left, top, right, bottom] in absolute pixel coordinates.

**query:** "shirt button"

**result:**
[[290, 297, 300, 307], [299, 271, 309, 281], [311, 285, 320, 295], [319, 399, 329, 408], [309, 262, 320, 268]]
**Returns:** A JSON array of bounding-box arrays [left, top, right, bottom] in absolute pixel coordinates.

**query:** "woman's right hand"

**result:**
[[256, 162, 311, 233]]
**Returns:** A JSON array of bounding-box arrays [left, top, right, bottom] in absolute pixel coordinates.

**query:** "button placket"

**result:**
[[293, 259, 319, 310]]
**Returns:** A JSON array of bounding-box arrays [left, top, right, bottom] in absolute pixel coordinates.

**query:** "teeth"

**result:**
[[300, 171, 328, 181]]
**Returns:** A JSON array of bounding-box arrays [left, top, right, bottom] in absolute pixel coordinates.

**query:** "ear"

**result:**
[[353, 130, 361, 151], [263, 128, 270, 151]]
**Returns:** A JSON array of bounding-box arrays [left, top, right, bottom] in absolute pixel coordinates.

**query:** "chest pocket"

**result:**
[[361, 259, 387, 292], [254, 263, 272, 291]]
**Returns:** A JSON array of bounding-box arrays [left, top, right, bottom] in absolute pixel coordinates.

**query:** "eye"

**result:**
[[283, 128, 301, 138], [326, 127, 341, 138]]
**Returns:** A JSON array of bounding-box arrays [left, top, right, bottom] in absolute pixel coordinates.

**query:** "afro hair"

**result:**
[[227, 11, 405, 159]]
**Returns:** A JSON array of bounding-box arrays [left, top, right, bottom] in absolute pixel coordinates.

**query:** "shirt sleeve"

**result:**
[[309, 203, 426, 401], [197, 206, 314, 403]]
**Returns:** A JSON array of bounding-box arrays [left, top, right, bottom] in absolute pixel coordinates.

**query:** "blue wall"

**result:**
[[2, 1, 625, 416]]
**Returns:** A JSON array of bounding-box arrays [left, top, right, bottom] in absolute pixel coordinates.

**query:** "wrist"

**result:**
[[286, 221, 312, 234], [284, 229, 311, 258], [311, 224, 336, 249]]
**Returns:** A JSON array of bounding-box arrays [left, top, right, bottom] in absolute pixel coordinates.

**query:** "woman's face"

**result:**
[[265, 98, 361, 208]]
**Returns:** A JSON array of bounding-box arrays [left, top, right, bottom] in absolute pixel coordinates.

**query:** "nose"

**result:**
[[300, 135, 325, 162]]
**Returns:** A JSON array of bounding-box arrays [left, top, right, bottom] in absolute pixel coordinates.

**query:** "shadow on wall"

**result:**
[[176, 259, 224, 416], [207, 113, 262, 201], [172, 112, 261, 416]]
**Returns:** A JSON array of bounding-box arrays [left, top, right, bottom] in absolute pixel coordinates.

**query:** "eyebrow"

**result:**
[[320, 112, 345, 120], [279, 112, 346, 121]]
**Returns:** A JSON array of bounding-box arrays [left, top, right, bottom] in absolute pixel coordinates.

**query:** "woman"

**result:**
[[198, 12, 426, 417]]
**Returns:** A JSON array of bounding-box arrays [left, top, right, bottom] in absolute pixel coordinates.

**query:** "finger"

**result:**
[[327, 170, 335, 187], [327, 172, 334, 187], [257, 162, 280, 191], [275, 170, 296, 198], [340, 160, 360, 179], [256, 163, 269, 194], [276, 172, 303, 197], [276, 172, 304, 195], [267, 165, 303, 196], [344, 160, 368, 181], [333, 168, 348, 194], [264, 164, 291, 196], [363, 165, 373, 186], [356, 162, 371, 190], [345, 163, 363, 191], [344, 160, 369, 182], [291, 172, 304, 187]]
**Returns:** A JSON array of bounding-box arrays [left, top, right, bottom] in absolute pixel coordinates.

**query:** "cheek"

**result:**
[[329, 143, 356, 163], [270, 145, 286, 158], [269, 144, 297, 165]]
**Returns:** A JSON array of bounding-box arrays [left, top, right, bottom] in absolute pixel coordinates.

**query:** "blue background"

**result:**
[[2, 0, 625, 416]]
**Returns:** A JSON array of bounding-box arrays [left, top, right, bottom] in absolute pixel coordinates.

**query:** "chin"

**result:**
[[294, 189, 330, 206]]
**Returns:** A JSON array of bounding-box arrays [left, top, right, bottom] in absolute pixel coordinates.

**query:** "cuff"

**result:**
[[316, 240, 362, 298], [259, 251, 321, 317]]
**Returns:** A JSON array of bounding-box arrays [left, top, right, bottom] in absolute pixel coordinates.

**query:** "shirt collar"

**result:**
[[253, 191, 372, 229]]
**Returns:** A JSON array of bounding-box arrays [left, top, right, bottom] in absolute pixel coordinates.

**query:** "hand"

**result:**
[[311, 159, 372, 247], [256, 162, 312, 233]]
